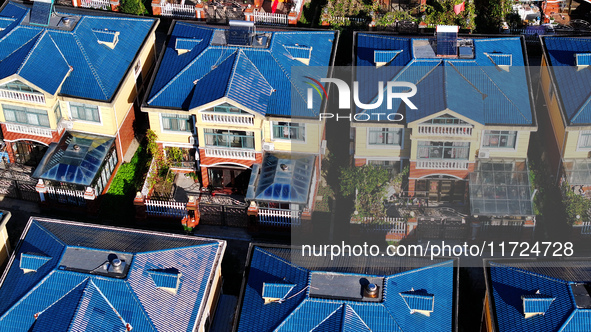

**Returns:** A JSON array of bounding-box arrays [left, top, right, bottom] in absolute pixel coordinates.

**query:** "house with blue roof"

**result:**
[[0, 1, 158, 207], [483, 258, 591, 332], [353, 29, 537, 229], [0, 217, 226, 332], [234, 245, 458, 331], [540, 36, 591, 196], [143, 20, 336, 227]]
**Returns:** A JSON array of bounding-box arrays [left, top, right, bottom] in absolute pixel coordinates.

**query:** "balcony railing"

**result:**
[[417, 125, 473, 137], [0, 89, 45, 105], [416, 159, 469, 170], [80, 0, 110, 9], [203, 147, 256, 160], [46, 186, 86, 206], [5, 123, 53, 138], [201, 113, 254, 126], [161, 3, 195, 18], [259, 208, 301, 227], [252, 11, 288, 25]]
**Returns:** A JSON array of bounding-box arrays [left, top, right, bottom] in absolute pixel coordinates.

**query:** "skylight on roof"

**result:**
[[175, 38, 202, 55], [400, 289, 435, 316], [522, 292, 555, 318], [148, 269, 181, 294], [20, 252, 51, 273], [92, 29, 120, 49], [576, 53, 591, 68]]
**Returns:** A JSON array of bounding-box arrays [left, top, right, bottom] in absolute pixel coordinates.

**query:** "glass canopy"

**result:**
[[246, 153, 315, 205], [469, 159, 534, 216], [32, 131, 115, 187], [563, 159, 591, 186]]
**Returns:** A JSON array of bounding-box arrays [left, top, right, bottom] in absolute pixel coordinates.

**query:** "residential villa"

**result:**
[[353, 28, 537, 235], [143, 21, 337, 227], [0, 217, 226, 331], [540, 36, 591, 194], [0, 1, 158, 206], [482, 258, 591, 332], [234, 244, 458, 331]]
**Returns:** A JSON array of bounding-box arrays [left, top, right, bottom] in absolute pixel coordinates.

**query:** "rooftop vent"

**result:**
[[400, 288, 435, 316], [374, 50, 402, 68], [148, 269, 181, 294], [576, 53, 591, 70], [436, 25, 459, 56], [92, 29, 119, 49], [29, 0, 54, 27], [175, 38, 202, 55], [309, 272, 384, 302], [522, 290, 555, 318], [20, 252, 51, 274], [262, 282, 296, 304], [58, 248, 132, 279], [284, 45, 313, 65]]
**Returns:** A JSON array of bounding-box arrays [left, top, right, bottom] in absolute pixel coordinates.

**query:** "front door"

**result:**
[[12, 141, 48, 167], [417, 179, 466, 203]]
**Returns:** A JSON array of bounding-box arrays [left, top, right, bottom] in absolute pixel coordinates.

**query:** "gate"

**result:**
[[199, 202, 248, 228], [0, 177, 40, 202], [416, 218, 470, 240]]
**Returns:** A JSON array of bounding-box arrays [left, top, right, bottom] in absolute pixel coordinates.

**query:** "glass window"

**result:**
[[162, 113, 191, 132], [579, 131, 591, 149], [367, 160, 400, 170], [212, 104, 247, 114], [204, 129, 254, 149], [423, 114, 469, 125], [417, 141, 470, 159], [93, 147, 118, 196], [70, 102, 100, 123], [0, 80, 40, 93], [54, 103, 62, 123], [482, 130, 517, 149], [3, 105, 49, 127], [368, 128, 402, 146], [272, 122, 305, 141]]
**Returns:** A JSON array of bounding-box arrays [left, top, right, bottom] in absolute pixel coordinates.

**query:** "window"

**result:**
[[204, 129, 254, 149], [368, 128, 402, 146], [482, 130, 517, 149], [422, 115, 469, 125], [0, 80, 40, 93], [70, 102, 100, 123], [54, 103, 62, 123], [417, 141, 470, 159], [3, 105, 49, 127], [212, 104, 248, 114], [162, 113, 192, 132], [368, 160, 400, 170], [579, 131, 591, 149], [93, 146, 118, 196], [272, 122, 305, 141]]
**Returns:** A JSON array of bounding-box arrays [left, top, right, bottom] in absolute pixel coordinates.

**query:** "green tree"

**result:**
[[340, 165, 391, 220], [118, 0, 148, 15], [562, 183, 591, 225]]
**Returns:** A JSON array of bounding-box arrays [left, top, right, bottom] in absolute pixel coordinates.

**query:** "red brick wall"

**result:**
[[115, 104, 137, 161], [1, 124, 62, 163], [407, 161, 475, 194], [354, 158, 366, 167], [198, 148, 263, 187]]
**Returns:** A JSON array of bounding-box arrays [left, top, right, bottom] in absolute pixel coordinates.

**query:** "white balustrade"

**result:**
[[5, 123, 53, 138], [351, 217, 407, 233], [203, 147, 256, 160], [259, 208, 301, 227], [417, 125, 473, 136], [253, 11, 288, 25], [201, 113, 254, 126], [416, 160, 469, 170], [146, 199, 187, 218], [80, 0, 110, 9], [46, 186, 86, 206], [161, 3, 195, 18], [0, 89, 45, 105]]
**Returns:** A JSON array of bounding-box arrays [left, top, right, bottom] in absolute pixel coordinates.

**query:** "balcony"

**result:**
[[417, 125, 473, 137], [203, 147, 256, 160], [252, 11, 288, 25], [201, 113, 254, 126], [5, 123, 53, 138], [0, 89, 45, 105], [416, 160, 469, 170], [80, 0, 110, 9], [161, 3, 195, 18]]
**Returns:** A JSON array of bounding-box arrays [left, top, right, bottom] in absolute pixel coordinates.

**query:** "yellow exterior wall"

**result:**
[[486, 131, 531, 159], [540, 57, 566, 157], [148, 112, 192, 144], [0, 224, 9, 269], [564, 130, 591, 159], [262, 117, 323, 154], [354, 126, 410, 159]]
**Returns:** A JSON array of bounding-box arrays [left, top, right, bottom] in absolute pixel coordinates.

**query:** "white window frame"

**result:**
[[67, 102, 103, 125], [479, 130, 519, 152], [365, 127, 404, 150], [159, 113, 193, 135], [270, 121, 307, 144], [576, 131, 591, 151]]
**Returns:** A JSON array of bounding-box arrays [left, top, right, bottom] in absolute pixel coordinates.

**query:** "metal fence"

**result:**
[[146, 200, 187, 218], [0, 178, 40, 202], [199, 202, 248, 228], [416, 218, 470, 240]]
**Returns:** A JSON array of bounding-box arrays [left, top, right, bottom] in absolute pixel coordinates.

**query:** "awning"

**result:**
[[469, 159, 534, 216], [32, 131, 115, 187], [563, 159, 591, 186], [246, 152, 315, 205]]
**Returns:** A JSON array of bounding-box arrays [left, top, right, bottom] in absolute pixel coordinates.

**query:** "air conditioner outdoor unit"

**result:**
[[189, 136, 195, 144], [262, 142, 275, 151], [478, 150, 490, 159]]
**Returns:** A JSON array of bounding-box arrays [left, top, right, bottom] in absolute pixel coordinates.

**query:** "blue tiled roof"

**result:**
[[543, 37, 591, 124], [263, 282, 296, 300], [19, 252, 51, 272], [400, 290, 435, 312], [147, 22, 336, 118], [0, 218, 223, 332], [487, 261, 591, 331], [148, 269, 181, 290], [0, 2, 155, 101], [237, 247, 455, 332], [355, 33, 533, 125]]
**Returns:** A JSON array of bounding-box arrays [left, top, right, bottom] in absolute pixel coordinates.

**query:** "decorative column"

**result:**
[[152, 0, 162, 15], [195, 1, 205, 20], [244, 4, 253, 22], [35, 179, 47, 203], [134, 192, 147, 223], [183, 195, 200, 232], [110, 0, 120, 11]]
